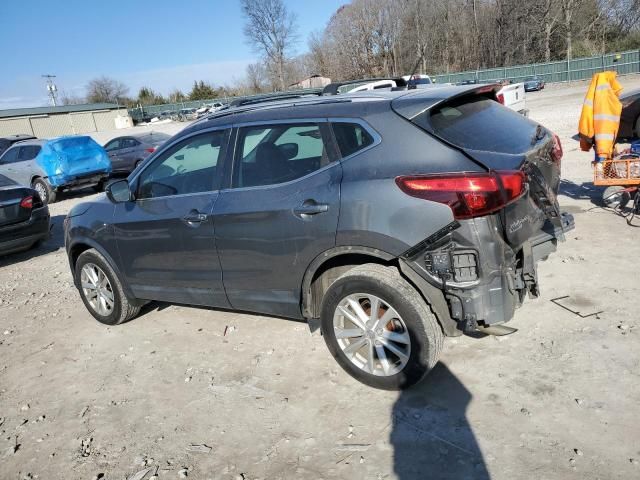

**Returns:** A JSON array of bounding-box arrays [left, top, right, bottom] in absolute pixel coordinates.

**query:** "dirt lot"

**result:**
[[1, 76, 640, 480]]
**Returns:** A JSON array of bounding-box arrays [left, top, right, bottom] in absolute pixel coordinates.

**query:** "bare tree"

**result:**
[[240, 0, 299, 91], [86, 76, 129, 104], [60, 91, 85, 105]]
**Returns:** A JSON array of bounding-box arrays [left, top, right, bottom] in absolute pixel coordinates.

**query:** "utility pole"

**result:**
[[42, 75, 58, 106]]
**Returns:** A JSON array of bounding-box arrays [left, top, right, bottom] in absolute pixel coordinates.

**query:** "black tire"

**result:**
[[75, 248, 141, 325], [603, 185, 630, 208], [32, 178, 56, 205], [320, 264, 443, 390], [92, 181, 105, 193]]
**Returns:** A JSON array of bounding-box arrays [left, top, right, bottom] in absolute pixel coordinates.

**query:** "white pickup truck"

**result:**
[[496, 82, 528, 116]]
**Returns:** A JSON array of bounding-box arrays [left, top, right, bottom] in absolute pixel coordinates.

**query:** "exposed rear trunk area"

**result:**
[[398, 91, 563, 249]]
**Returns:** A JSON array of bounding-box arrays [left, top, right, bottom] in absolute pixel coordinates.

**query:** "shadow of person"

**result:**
[[391, 362, 489, 480]]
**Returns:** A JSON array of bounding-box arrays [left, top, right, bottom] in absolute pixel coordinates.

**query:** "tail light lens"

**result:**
[[145, 147, 156, 153], [20, 196, 34, 209], [396, 171, 525, 219], [496, 92, 505, 104], [551, 133, 563, 171]]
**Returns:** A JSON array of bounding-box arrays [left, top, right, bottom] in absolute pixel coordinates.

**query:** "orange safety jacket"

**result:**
[[578, 71, 623, 159]]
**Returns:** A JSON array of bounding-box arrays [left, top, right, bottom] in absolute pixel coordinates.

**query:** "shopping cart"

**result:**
[[594, 150, 640, 223]]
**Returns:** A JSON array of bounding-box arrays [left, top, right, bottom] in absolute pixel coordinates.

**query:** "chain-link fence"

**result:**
[[433, 49, 640, 85]]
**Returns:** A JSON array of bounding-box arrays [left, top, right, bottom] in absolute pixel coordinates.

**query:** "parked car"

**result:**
[[405, 74, 433, 89], [456, 79, 479, 86], [524, 76, 545, 92], [0, 173, 50, 256], [0, 134, 37, 157], [618, 88, 640, 141], [0, 136, 111, 204], [496, 82, 528, 116], [104, 132, 172, 174], [64, 85, 572, 390], [322, 77, 408, 95]]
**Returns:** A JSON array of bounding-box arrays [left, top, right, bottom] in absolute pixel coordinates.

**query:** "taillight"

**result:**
[[145, 147, 156, 153], [395, 171, 525, 219], [551, 133, 563, 171], [20, 196, 33, 209], [496, 93, 505, 104]]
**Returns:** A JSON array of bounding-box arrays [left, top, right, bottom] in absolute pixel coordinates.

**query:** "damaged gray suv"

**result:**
[[64, 85, 573, 390]]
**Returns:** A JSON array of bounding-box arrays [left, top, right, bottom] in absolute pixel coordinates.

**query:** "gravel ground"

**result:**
[[1, 76, 640, 480]]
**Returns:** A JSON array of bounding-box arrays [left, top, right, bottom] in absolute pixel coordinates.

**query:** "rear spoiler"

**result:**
[[391, 84, 502, 122]]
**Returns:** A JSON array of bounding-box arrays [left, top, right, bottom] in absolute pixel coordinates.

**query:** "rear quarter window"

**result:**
[[414, 96, 542, 154], [332, 122, 375, 158]]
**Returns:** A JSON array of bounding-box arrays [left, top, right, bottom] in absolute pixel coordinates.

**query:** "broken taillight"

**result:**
[[395, 171, 525, 219], [496, 92, 505, 104]]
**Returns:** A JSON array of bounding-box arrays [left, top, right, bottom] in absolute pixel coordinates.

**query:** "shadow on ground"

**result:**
[[391, 362, 489, 480], [559, 179, 605, 207]]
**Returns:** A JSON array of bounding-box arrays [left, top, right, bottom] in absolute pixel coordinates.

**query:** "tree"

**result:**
[[137, 86, 166, 106], [86, 76, 129, 104], [189, 80, 218, 100], [168, 89, 187, 103], [240, 0, 299, 90], [60, 91, 85, 105]]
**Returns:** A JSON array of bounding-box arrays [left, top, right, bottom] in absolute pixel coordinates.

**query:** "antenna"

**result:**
[[42, 74, 58, 107]]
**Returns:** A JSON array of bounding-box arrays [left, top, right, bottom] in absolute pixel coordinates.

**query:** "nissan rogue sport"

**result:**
[[64, 85, 573, 390]]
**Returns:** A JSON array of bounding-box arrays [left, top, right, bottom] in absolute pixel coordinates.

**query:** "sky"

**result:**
[[0, 0, 346, 109]]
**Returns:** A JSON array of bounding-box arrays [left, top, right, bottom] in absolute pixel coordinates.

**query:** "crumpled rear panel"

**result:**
[[37, 136, 111, 187]]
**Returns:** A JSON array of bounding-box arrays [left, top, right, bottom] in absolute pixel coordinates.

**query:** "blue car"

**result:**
[[524, 76, 545, 92], [0, 136, 111, 204]]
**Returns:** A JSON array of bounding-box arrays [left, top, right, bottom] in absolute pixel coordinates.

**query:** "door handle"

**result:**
[[293, 200, 329, 217], [183, 211, 208, 224]]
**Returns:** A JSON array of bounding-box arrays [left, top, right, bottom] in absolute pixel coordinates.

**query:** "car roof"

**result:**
[[187, 85, 488, 129], [5, 138, 46, 148], [1, 134, 36, 141]]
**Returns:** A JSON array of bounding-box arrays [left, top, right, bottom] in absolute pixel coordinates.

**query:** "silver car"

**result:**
[[104, 132, 171, 174]]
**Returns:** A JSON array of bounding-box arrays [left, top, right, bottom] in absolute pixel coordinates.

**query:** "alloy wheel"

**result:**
[[34, 183, 47, 202], [332, 293, 411, 377], [80, 263, 115, 316]]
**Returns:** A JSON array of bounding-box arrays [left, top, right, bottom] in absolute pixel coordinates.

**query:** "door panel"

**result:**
[[214, 122, 341, 319], [113, 129, 230, 307]]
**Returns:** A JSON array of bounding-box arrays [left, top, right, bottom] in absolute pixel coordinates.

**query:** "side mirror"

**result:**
[[278, 143, 299, 160], [106, 179, 133, 203]]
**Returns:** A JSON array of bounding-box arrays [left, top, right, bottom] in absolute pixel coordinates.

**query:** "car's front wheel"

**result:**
[[75, 249, 141, 325], [320, 264, 443, 390]]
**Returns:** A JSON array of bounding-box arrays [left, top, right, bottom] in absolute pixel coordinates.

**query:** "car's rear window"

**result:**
[[51, 136, 98, 152], [414, 96, 542, 154]]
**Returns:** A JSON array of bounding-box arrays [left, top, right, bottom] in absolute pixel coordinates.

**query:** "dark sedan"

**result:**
[[619, 88, 640, 141], [0, 174, 50, 256], [104, 132, 172, 174], [524, 76, 545, 92]]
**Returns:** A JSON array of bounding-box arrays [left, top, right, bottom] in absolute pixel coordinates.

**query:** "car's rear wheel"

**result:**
[[320, 264, 443, 390], [75, 249, 140, 325], [32, 178, 56, 205]]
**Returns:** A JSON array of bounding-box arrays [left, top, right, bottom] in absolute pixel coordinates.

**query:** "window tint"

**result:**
[[104, 139, 121, 152], [122, 138, 140, 148], [234, 123, 330, 188], [416, 96, 543, 154], [137, 130, 226, 199], [0, 147, 19, 164], [18, 145, 41, 161], [332, 122, 375, 158]]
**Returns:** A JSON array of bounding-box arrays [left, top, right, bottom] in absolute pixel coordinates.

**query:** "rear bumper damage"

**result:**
[[401, 212, 574, 335]]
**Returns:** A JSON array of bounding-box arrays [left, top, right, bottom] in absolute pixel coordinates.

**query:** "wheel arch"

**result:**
[[67, 238, 140, 305], [301, 246, 460, 337]]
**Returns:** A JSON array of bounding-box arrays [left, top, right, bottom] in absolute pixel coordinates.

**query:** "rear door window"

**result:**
[[332, 122, 375, 158], [234, 123, 332, 188], [414, 96, 542, 154], [18, 145, 41, 161]]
